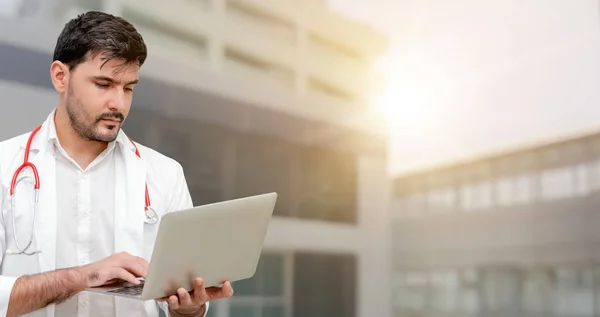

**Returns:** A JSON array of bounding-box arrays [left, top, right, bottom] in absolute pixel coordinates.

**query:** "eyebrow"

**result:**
[[93, 76, 139, 86]]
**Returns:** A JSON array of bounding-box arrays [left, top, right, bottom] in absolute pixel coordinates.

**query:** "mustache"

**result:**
[[97, 112, 124, 122]]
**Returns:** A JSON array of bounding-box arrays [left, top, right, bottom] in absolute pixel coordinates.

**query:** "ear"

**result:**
[[50, 61, 69, 93]]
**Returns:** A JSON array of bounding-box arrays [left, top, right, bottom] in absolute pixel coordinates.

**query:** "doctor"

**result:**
[[0, 11, 233, 317]]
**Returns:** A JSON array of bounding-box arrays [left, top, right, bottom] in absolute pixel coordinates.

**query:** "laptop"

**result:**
[[85, 192, 277, 301]]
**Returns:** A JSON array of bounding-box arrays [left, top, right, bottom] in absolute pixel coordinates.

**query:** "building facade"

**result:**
[[391, 131, 600, 317], [0, 1, 391, 317]]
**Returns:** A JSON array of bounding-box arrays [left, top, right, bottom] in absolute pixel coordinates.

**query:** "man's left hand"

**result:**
[[157, 278, 234, 317]]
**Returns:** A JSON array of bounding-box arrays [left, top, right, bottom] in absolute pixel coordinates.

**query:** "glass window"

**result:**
[[295, 147, 357, 224], [586, 159, 600, 192], [574, 163, 591, 197], [540, 167, 575, 201], [261, 305, 285, 317], [430, 270, 459, 312], [427, 188, 454, 213], [293, 253, 356, 317], [460, 181, 491, 211], [496, 177, 514, 206], [232, 253, 284, 296], [233, 134, 294, 217], [514, 174, 534, 204], [230, 305, 258, 317]]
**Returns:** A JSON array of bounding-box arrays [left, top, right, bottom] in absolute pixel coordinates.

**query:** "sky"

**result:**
[[328, 0, 600, 177]]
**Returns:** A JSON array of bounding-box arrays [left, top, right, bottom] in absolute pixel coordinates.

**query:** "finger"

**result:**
[[122, 260, 147, 278], [177, 288, 193, 307], [168, 295, 179, 310], [192, 278, 206, 301], [206, 281, 234, 300], [112, 268, 140, 285], [116, 253, 147, 278], [134, 256, 149, 272]]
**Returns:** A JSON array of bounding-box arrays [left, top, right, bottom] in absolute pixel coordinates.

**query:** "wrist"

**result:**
[[69, 266, 91, 291], [169, 303, 206, 317]]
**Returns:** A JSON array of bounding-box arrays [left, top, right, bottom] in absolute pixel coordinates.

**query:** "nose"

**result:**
[[107, 88, 129, 111]]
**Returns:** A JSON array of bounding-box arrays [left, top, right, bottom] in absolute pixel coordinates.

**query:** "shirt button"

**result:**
[[80, 301, 88, 308]]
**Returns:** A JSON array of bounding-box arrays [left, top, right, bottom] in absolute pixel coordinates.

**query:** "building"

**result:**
[[391, 129, 600, 316], [0, 1, 391, 317]]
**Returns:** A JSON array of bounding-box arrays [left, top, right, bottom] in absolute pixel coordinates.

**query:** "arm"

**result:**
[[6, 267, 86, 317], [2, 252, 146, 317]]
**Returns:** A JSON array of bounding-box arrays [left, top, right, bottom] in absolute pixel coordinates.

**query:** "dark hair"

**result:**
[[52, 11, 147, 70]]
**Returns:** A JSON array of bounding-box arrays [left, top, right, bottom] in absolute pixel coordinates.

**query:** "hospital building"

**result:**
[[0, 1, 391, 317], [391, 130, 600, 316]]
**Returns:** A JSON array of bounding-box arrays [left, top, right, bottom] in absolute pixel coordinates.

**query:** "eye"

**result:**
[[96, 83, 110, 88], [125, 87, 134, 92]]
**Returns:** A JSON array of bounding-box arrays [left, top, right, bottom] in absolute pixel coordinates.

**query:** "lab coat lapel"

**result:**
[[28, 121, 57, 275], [114, 133, 147, 317], [113, 139, 146, 255], [28, 119, 57, 317], [32, 146, 57, 274]]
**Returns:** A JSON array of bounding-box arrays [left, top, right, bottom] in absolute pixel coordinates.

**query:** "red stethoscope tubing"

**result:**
[[10, 125, 151, 210]]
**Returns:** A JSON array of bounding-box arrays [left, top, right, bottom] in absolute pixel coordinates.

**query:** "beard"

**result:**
[[65, 84, 124, 142]]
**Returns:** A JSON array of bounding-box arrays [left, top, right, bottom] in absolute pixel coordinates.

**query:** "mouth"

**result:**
[[100, 118, 121, 124]]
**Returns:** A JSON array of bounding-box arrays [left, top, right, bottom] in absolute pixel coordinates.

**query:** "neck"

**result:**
[[54, 107, 108, 169]]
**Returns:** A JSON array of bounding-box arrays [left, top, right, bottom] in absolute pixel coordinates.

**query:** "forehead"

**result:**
[[75, 52, 140, 81]]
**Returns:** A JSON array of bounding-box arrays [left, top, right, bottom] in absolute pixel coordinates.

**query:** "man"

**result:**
[[0, 11, 233, 317]]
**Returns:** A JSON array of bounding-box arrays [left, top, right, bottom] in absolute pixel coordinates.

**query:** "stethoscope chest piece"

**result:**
[[144, 207, 159, 225]]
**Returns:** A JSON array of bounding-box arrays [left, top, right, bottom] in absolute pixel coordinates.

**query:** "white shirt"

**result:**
[[48, 120, 146, 317]]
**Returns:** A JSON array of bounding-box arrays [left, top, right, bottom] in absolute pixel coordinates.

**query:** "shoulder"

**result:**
[[0, 132, 30, 152], [127, 140, 186, 180], [0, 132, 32, 170]]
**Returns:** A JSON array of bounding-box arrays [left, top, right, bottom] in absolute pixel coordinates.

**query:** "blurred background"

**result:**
[[3, 0, 600, 316]]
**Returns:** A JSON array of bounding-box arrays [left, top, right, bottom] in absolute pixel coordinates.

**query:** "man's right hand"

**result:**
[[78, 252, 149, 288], [7, 252, 149, 317]]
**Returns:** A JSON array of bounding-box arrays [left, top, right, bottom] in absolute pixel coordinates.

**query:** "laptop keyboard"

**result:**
[[106, 279, 145, 296]]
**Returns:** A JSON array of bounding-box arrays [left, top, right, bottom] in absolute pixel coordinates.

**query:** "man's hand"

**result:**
[[157, 278, 234, 317], [77, 252, 149, 287], [7, 252, 149, 317]]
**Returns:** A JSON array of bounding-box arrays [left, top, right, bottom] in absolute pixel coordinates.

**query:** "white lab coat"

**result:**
[[0, 111, 209, 317]]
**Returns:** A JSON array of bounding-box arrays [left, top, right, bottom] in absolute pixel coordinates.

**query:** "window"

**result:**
[[540, 167, 575, 201], [186, 125, 229, 205], [573, 163, 591, 197], [393, 272, 428, 310], [584, 159, 600, 192], [293, 253, 356, 317], [495, 175, 535, 207], [496, 177, 514, 206], [225, 0, 296, 43], [427, 188, 454, 213], [513, 174, 534, 204], [233, 133, 294, 217], [295, 146, 357, 223], [230, 253, 288, 317], [460, 181, 492, 212], [308, 33, 365, 63], [123, 7, 207, 65], [307, 77, 356, 103], [554, 267, 594, 316], [224, 48, 294, 87], [430, 270, 459, 312]]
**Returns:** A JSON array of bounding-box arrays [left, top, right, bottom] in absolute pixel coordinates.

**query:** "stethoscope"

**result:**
[[7, 125, 159, 256]]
